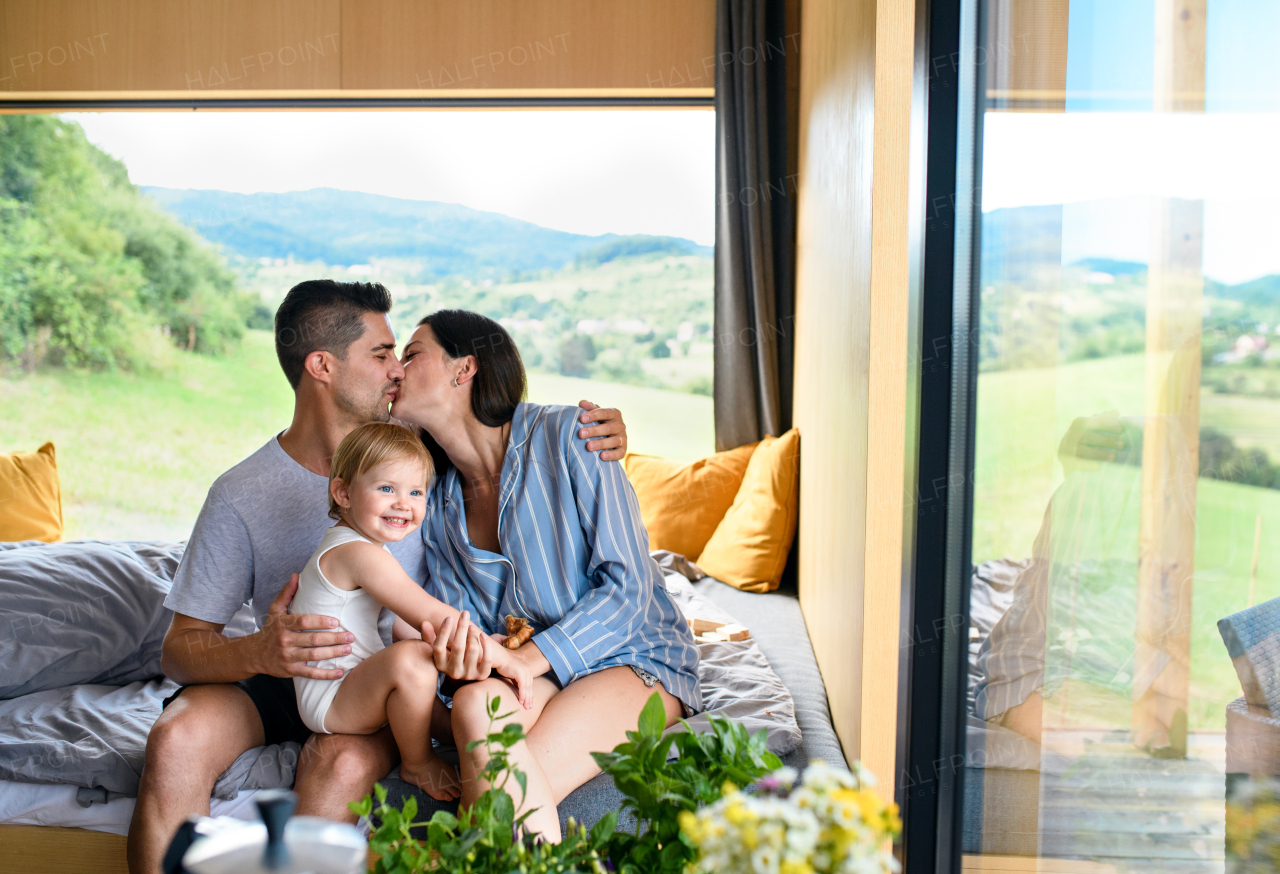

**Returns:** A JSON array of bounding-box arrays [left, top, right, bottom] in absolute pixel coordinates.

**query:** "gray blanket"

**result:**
[[0, 678, 176, 793], [0, 540, 183, 698], [0, 542, 802, 798]]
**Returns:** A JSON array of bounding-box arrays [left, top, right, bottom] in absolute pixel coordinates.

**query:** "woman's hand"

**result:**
[[431, 610, 494, 682], [490, 640, 535, 709]]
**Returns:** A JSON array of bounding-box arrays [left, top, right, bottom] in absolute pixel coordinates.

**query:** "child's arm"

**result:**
[[324, 542, 532, 707], [323, 541, 456, 638]]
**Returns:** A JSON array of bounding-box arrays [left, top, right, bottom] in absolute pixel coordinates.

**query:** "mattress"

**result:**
[[0, 781, 266, 836]]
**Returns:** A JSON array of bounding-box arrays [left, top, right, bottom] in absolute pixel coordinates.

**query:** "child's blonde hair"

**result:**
[[328, 422, 434, 520]]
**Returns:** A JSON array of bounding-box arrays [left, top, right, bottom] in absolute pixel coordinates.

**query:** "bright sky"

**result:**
[[65, 110, 717, 246], [983, 112, 1280, 284]]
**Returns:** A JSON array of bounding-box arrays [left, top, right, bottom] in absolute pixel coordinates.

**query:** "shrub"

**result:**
[[0, 115, 255, 370]]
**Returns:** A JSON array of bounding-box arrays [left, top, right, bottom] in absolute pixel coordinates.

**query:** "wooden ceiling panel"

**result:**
[[0, 1, 342, 94], [340, 0, 715, 93], [0, 0, 714, 99]]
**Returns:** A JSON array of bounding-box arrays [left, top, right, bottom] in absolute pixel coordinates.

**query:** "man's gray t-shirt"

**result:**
[[164, 436, 427, 628]]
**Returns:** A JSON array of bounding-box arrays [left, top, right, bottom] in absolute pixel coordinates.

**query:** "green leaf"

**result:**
[[514, 768, 527, 803], [374, 782, 388, 804], [590, 809, 618, 847], [492, 789, 516, 824], [430, 809, 459, 830], [489, 695, 501, 714], [348, 796, 373, 818], [637, 692, 665, 738], [659, 838, 691, 869], [400, 794, 417, 823]]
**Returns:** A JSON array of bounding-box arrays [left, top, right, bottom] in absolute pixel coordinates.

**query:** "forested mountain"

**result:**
[[143, 187, 711, 278], [0, 116, 257, 370]]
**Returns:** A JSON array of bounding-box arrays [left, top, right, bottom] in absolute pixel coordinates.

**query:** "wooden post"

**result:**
[[1133, 0, 1205, 758]]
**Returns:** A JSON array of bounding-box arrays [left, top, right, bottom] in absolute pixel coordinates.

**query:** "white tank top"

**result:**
[[289, 525, 388, 675]]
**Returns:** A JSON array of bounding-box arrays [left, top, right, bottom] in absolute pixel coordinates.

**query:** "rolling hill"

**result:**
[[142, 187, 710, 278]]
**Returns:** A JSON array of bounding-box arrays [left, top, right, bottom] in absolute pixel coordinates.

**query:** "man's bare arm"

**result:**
[[160, 575, 354, 685]]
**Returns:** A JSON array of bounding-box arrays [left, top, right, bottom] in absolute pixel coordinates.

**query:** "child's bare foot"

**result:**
[[400, 754, 462, 802]]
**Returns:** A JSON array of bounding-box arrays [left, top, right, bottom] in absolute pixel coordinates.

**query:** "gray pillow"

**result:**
[[1219, 596, 1280, 715], [0, 540, 184, 698]]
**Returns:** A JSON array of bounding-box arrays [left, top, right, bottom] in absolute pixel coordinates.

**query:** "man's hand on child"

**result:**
[[255, 574, 354, 680]]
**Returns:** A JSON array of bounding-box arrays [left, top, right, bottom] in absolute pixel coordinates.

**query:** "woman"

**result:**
[[390, 309, 701, 839]]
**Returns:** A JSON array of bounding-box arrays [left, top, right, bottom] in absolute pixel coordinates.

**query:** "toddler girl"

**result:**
[[290, 422, 532, 800]]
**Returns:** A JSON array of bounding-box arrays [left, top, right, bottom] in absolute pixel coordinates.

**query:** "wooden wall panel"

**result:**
[[984, 0, 1070, 110], [794, 0, 916, 792], [793, 0, 877, 764], [862, 0, 915, 797], [0, 0, 714, 99]]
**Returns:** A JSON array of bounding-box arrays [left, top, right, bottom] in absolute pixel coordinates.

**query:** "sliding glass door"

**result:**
[[958, 0, 1280, 871]]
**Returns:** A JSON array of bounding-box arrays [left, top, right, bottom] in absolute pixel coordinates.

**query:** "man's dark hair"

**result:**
[[273, 280, 393, 390]]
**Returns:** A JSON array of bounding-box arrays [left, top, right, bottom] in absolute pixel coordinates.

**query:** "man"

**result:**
[[127, 280, 628, 874]]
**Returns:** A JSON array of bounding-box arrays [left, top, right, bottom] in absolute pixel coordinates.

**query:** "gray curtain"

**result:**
[[714, 0, 795, 452]]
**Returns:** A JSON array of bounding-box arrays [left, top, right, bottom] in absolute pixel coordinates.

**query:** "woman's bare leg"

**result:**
[[450, 676, 561, 836], [526, 667, 683, 804], [450, 667, 682, 841], [324, 640, 460, 800]]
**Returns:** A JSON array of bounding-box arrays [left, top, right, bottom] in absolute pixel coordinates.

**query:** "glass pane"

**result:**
[[964, 1, 1280, 870]]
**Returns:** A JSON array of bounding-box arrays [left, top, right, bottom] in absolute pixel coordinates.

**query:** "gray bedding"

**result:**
[[0, 540, 830, 818], [0, 540, 182, 698], [0, 678, 176, 793]]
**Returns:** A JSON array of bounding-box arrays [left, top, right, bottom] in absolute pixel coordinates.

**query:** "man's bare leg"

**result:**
[[128, 685, 264, 874], [295, 727, 399, 822]]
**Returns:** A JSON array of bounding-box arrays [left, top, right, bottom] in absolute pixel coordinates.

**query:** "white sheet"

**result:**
[[0, 781, 265, 836]]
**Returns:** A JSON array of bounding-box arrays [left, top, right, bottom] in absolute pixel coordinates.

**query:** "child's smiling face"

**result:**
[[331, 457, 428, 543]]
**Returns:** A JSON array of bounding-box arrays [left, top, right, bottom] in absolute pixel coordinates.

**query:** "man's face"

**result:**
[[331, 312, 405, 424]]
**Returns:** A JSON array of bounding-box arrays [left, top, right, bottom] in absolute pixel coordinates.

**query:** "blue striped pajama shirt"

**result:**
[[419, 402, 703, 714]]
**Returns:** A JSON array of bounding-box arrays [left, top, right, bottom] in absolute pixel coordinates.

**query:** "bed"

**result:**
[[0, 539, 846, 872]]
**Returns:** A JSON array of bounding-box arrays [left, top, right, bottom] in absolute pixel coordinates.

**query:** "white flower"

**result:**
[[752, 846, 781, 874]]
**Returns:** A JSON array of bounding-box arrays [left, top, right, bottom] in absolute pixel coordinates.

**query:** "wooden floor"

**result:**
[[968, 730, 1226, 874], [0, 824, 129, 874]]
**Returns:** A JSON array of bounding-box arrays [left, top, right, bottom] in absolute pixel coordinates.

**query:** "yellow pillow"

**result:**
[[697, 428, 800, 592], [0, 442, 63, 543], [623, 442, 759, 560]]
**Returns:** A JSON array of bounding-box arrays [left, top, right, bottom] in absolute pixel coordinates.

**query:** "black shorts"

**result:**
[[162, 674, 312, 746]]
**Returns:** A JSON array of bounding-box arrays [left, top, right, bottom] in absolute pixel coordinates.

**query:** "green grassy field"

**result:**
[[0, 330, 713, 542], [973, 352, 1280, 730]]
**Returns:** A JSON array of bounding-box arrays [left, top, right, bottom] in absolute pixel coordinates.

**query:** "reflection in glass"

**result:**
[[962, 1, 1280, 870]]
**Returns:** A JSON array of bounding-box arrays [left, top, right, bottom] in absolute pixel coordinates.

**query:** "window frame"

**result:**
[[895, 0, 985, 871]]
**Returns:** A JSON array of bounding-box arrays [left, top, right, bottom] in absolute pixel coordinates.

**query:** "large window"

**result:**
[[0, 109, 714, 541], [961, 0, 1280, 869]]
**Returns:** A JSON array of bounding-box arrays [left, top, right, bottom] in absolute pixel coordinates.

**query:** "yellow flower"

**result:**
[[679, 810, 701, 841], [779, 860, 814, 874], [725, 801, 753, 826], [853, 790, 883, 823]]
